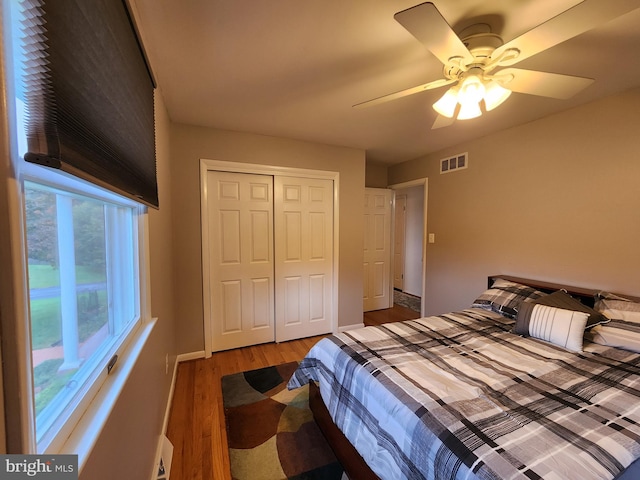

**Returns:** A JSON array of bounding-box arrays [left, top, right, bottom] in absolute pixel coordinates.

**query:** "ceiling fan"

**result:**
[[355, 1, 640, 128]]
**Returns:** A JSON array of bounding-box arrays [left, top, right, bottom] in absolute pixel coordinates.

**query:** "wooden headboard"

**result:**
[[488, 275, 640, 307]]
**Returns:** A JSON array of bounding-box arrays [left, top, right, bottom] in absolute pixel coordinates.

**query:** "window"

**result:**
[[24, 179, 145, 452], [4, 0, 150, 454]]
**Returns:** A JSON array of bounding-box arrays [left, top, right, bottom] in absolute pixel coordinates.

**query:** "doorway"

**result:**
[[390, 179, 427, 316]]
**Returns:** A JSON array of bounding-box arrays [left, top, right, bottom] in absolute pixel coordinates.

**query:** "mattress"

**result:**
[[288, 308, 640, 479]]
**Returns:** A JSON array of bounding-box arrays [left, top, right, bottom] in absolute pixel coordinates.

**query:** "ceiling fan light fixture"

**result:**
[[457, 100, 482, 120], [457, 73, 486, 106], [484, 80, 512, 111], [433, 87, 459, 118]]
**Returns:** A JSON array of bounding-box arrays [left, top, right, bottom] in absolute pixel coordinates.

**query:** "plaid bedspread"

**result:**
[[288, 309, 640, 480]]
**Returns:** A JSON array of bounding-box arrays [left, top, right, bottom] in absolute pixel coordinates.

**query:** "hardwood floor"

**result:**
[[363, 303, 420, 326], [165, 304, 420, 480]]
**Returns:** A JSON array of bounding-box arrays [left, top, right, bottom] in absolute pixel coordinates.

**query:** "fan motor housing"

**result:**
[[443, 25, 505, 79], [461, 24, 504, 58]]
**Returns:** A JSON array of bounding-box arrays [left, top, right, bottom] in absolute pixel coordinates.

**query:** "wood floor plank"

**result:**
[[166, 305, 418, 480], [364, 304, 420, 326]]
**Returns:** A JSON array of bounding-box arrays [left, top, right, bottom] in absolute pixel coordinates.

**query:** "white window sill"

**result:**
[[58, 317, 158, 473]]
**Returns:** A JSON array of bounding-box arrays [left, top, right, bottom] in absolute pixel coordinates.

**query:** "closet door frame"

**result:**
[[200, 159, 340, 357]]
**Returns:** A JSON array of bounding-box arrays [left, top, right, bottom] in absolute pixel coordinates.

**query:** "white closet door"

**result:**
[[274, 177, 334, 342], [363, 188, 392, 312], [207, 171, 274, 351]]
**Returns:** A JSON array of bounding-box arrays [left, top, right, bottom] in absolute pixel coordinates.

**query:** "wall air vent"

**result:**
[[440, 152, 468, 174]]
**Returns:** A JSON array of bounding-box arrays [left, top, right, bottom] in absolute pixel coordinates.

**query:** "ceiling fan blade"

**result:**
[[493, 0, 640, 66], [496, 68, 594, 99], [394, 2, 473, 66], [432, 114, 456, 129], [353, 78, 455, 109]]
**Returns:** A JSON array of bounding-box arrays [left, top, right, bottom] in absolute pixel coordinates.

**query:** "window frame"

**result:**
[[4, 161, 154, 465], [22, 170, 151, 454]]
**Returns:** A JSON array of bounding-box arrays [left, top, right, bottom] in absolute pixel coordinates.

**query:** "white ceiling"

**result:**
[[131, 0, 640, 165]]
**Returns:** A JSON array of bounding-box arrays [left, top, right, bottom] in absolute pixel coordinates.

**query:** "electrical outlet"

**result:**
[[165, 353, 169, 375]]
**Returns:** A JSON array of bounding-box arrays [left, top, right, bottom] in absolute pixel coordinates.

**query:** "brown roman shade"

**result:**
[[21, 0, 158, 208]]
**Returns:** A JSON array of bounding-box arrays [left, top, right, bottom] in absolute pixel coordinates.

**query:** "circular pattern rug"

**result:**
[[222, 362, 346, 480]]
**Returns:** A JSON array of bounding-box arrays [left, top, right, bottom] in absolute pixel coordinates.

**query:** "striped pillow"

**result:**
[[591, 293, 640, 352], [515, 303, 589, 352], [589, 320, 640, 353], [594, 291, 640, 323], [471, 278, 546, 319]]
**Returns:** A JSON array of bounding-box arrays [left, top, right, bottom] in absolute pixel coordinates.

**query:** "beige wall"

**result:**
[[170, 124, 366, 354], [389, 87, 640, 316], [365, 162, 388, 187], [80, 92, 177, 479]]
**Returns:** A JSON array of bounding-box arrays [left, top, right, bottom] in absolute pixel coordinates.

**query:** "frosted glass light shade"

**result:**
[[457, 101, 482, 120], [457, 75, 485, 106], [433, 88, 458, 118], [432, 75, 511, 122], [484, 81, 512, 111]]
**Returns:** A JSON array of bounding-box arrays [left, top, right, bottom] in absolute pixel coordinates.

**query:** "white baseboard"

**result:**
[[338, 323, 364, 332], [176, 350, 206, 362], [161, 359, 178, 434], [152, 350, 205, 480], [159, 351, 205, 436]]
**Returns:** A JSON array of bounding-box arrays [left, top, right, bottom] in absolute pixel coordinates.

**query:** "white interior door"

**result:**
[[207, 171, 275, 351], [363, 188, 392, 312], [274, 177, 334, 342], [393, 194, 406, 291]]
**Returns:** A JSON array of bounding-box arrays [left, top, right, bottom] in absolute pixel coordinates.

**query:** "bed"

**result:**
[[287, 276, 640, 480]]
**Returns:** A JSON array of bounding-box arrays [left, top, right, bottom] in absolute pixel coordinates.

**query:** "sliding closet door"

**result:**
[[274, 177, 334, 342], [206, 171, 275, 351]]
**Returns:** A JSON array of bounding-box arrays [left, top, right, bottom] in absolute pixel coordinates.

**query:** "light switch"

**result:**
[[428, 233, 435, 244]]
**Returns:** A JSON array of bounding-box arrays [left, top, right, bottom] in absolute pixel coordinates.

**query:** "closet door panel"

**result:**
[[207, 171, 274, 351], [275, 177, 334, 341], [283, 211, 302, 261], [283, 276, 302, 326]]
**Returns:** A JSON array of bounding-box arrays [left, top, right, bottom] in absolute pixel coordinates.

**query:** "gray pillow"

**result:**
[[534, 290, 609, 329]]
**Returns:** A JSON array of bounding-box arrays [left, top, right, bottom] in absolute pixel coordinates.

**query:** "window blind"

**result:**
[[21, 0, 158, 208]]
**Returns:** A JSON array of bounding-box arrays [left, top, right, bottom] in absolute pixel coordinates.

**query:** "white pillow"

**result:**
[[590, 293, 640, 352], [594, 292, 640, 323], [515, 303, 588, 352], [589, 321, 640, 353]]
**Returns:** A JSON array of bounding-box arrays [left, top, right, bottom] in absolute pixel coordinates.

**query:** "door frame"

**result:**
[[200, 159, 340, 357], [389, 178, 428, 316], [393, 194, 407, 291]]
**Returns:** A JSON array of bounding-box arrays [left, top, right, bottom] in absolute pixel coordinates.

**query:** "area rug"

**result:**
[[222, 362, 346, 480], [393, 289, 421, 312]]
